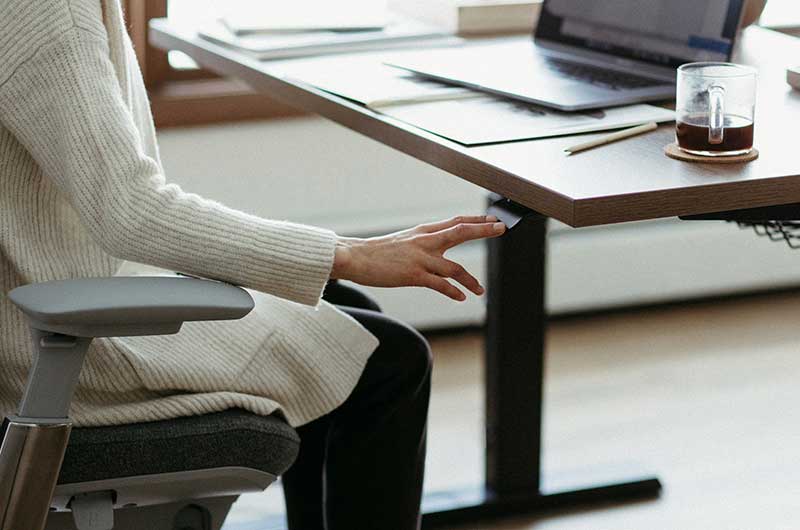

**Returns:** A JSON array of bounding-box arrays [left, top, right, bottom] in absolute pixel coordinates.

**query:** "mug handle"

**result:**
[[708, 84, 725, 145]]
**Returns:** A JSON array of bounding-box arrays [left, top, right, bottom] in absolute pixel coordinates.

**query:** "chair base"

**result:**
[[51, 467, 276, 511], [45, 496, 237, 530], [47, 468, 275, 530]]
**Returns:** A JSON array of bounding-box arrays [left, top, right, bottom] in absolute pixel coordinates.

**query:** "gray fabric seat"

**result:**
[[58, 409, 300, 485]]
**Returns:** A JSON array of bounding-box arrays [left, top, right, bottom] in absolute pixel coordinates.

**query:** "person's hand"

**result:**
[[331, 215, 506, 301]]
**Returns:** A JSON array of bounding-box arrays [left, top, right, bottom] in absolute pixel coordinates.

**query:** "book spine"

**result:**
[[457, 2, 542, 34], [389, 0, 542, 34]]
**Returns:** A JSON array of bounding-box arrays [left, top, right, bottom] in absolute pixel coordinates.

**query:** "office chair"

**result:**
[[0, 277, 300, 530]]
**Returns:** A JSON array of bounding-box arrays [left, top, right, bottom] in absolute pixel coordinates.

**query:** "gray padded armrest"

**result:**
[[9, 277, 254, 338]]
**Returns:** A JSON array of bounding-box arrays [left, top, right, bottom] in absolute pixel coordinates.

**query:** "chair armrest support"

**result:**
[[15, 331, 92, 420]]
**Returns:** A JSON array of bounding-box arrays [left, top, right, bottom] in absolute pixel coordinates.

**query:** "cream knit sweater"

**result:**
[[0, 0, 378, 427]]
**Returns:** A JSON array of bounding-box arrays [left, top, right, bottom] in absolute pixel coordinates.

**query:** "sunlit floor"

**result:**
[[225, 290, 800, 530]]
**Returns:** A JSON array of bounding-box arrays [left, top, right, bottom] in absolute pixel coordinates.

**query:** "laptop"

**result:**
[[386, 0, 746, 111]]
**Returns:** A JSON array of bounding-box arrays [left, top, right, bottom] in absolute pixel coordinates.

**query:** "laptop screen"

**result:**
[[535, 0, 746, 69]]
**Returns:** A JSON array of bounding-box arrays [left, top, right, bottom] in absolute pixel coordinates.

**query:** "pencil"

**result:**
[[563, 121, 658, 156]]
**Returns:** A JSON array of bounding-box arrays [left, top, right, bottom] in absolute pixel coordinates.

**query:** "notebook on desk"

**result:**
[[376, 95, 674, 145]]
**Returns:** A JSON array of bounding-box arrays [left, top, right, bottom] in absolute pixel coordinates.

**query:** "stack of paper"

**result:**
[[199, 18, 459, 61]]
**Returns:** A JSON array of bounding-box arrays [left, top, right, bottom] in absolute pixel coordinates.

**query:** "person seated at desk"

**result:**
[[0, 1, 506, 529]]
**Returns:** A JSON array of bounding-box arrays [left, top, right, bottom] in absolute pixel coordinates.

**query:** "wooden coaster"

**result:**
[[664, 143, 759, 163]]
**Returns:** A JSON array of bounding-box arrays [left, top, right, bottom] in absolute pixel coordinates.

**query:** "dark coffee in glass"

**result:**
[[676, 114, 754, 154]]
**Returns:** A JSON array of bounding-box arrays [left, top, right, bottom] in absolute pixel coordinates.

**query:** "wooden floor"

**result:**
[[229, 291, 800, 529]]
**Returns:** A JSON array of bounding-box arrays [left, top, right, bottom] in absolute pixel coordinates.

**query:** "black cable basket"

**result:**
[[736, 221, 800, 249], [681, 203, 800, 249]]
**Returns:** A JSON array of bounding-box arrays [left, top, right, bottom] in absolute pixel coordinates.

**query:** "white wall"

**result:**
[[156, 116, 483, 235], [158, 118, 800, 329]]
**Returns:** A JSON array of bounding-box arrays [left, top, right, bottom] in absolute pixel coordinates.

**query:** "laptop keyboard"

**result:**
[[544, 58, 665, 91]]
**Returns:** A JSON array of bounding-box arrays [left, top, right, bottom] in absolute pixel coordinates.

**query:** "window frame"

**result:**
[[123, 0, 303, 128]]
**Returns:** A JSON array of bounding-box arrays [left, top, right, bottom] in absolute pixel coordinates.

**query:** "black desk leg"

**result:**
[[421, 197, 662, 528]]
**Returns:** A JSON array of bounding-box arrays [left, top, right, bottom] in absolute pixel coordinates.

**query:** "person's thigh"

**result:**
[[322, 306, 432, 530], [284, 303, 431, 530], [338, 306, 430, 401]]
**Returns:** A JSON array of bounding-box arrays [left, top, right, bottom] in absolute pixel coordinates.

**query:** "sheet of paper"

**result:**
[[275, 56, 471, 106], [376, 96, 675, 145]]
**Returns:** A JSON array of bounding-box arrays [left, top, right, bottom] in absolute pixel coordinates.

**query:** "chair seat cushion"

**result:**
[[58, 409, 300, 485]]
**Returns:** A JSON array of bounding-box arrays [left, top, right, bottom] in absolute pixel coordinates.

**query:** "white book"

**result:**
[[389, 0, 543, 34], [220, 1, 388, 35]]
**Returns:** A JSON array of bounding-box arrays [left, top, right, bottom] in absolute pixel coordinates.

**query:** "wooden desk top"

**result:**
[[150, 22, 800, 227]]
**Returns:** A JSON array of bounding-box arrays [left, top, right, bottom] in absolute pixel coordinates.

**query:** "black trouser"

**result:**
[[282, 282, 432, 530]]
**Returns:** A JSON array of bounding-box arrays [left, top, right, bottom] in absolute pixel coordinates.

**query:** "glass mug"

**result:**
[[676, 62, 757, 157]]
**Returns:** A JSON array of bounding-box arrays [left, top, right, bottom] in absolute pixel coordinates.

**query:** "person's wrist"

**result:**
[[331, 237, 361, 280]]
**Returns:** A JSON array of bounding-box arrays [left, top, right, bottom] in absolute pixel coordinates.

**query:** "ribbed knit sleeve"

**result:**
[[0, 26, 337, 306]]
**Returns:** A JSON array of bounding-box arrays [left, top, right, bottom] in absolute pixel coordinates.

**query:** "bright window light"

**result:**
[[759, 0, 800, 28]]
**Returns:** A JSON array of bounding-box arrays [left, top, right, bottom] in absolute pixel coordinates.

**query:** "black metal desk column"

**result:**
[[485, 198, 547, 496], [421, 197, 662, 528]]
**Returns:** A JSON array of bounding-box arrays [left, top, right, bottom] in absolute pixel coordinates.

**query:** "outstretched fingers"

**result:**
[[427, 257, 484, 296], [425, 221, 506, 250], [415, 215, 498, 234], [419, 274, 466, 301]]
